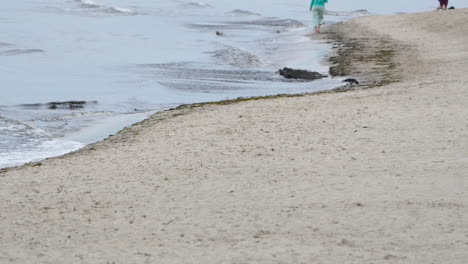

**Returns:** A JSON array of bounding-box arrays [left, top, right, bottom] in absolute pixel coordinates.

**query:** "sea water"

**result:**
[[0, 0, 454, 168]]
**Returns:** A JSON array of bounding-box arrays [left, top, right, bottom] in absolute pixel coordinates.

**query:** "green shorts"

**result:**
[[312, 6, 325, 27]]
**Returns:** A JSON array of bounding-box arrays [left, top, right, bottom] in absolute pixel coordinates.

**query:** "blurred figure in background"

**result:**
[[439, 0, 449, 10]]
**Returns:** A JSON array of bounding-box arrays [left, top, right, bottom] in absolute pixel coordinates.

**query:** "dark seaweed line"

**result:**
[[324, 22, 404, 88]]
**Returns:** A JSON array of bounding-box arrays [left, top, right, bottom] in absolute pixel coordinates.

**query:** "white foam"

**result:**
[[77, 0, 101, 8], [106, 7, 135, 14], [0, 117, 49, 138], [76, 0, 135, 15], [185, 2, 212, 8], [0, 139, 84, 169]]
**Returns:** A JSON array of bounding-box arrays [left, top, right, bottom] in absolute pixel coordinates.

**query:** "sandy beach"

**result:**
[[1, 9, 467, 263]]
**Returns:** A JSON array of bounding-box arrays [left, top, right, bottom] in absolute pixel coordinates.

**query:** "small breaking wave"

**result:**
[[325, 9, 369, 16], [137, 62, 335, 95], [2, 49, 44, 56], [211, 45, 265, 68], [25, 111, 114, 123], [228, 18, 306, 30], [0, 42, 13, 47], [137, 62, 276, 92], [77, 0, 100, 8], [226, 9, 261, 16], [75, 0, 136, 15], [139, 62, 277, 82], [19, 100, 98, 110], [103, 6, 135, 15], [187, 23, 244, 30], [182, 2, 213, 8], [0, 116, 49, 139]]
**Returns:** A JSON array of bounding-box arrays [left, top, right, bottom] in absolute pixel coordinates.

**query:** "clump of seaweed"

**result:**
[[324, 24, 405, 88]]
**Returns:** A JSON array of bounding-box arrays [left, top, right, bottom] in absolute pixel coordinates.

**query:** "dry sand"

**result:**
[[1, 9, 467, 263]]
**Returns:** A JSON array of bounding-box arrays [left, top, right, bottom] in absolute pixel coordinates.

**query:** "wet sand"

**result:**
[[1, 9, 467, 263]]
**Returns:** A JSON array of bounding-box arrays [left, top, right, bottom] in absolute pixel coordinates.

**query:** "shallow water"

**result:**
[[2, 0, 459, 168]]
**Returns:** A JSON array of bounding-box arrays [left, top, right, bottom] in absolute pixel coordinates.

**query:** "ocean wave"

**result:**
[[226, 9, 261, 16], [325, 9, 369, 16], [0, 116, 49, 139], [102, 6, 135, 15], [75, 0, 136, 15], [1, 49, 44, 56], [228, 18, 306, 29], [182, 2, 213, 8], [158, 81, 246, 92], [19, 100, 98, 110], [139, 62, 276, 82], [76, 0, 100, 8], [138, 62, 327, 93], [0, 42, 13, 47], [26, 111, 114, 123], [187, 23, 244, 30], [211, 45, 265, 68]]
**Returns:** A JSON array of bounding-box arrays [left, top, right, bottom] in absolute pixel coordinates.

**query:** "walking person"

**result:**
[[310, 0, 328, 34], [439, 0, 449, 10]]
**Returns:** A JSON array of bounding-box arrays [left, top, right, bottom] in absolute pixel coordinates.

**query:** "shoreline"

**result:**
[[0, 88, 355, 174], [1, 9, 467, 263], [0, 17, 384, 173], [0, 42, 345, 171]]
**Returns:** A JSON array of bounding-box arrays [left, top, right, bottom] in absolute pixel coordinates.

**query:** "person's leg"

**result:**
[[312, 7, 320, 33], [317, 7, 324, 33]]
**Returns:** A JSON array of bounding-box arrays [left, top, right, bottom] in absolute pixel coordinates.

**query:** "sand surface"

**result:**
[[1, 9, 467, 263]]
